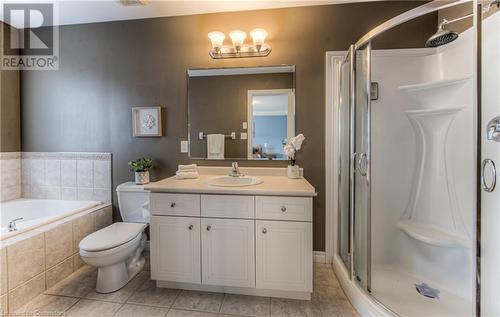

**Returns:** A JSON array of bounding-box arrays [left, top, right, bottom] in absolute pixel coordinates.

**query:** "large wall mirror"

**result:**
[[188, 65, 295, 160]]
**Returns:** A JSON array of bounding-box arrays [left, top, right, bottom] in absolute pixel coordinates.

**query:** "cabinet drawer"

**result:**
[[150, 193, 200, 216], [201, 195, 254, 219], [255, 196, 312, 221]]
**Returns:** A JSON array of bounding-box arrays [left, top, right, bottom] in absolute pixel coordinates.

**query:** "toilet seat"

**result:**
[[80, 222, 147, 252], [80, 232, 144, 258]]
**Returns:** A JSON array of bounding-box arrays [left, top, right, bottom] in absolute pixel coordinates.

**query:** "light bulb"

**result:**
[[208, 31, 225, 53], [229, 30, 247, 51], [250, 28, 268, 51]]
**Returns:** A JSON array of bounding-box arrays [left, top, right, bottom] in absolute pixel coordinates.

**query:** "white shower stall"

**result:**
[[325, 1, 500, 316], [368, 26, 475, 317]]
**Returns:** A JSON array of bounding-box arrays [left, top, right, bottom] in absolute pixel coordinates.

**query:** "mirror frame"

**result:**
[[187, 65, 296, 160]]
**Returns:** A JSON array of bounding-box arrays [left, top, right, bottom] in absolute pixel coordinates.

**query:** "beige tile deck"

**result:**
[[16, 254, 358, 317]]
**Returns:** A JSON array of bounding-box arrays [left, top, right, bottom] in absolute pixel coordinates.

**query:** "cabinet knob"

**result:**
[[188, 225, 194, 230], [206, 225, 211, 231], [262, 228, 267, 234], [281, 206, 287, 212], [170, 202, 176, 208]]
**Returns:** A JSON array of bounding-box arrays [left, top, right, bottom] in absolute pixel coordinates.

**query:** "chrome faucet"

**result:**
[[8, 218, 23, 232], [229, 162, 242, 177]]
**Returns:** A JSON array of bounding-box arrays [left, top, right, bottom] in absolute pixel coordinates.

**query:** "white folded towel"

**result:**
[[175, 171, 199, 179], [178, 164, 198, 172], [207, 134, 225, 160]]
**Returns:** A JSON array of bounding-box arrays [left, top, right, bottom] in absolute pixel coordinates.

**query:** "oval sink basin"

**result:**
[[208, 175, 263, 187]]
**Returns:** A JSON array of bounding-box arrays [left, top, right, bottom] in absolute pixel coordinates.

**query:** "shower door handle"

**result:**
[[482, 158, 497, 193], [356, 153, 368, 176]]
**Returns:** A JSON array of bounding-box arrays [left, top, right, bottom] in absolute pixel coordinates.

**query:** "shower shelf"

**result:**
[[397, 221, 470, 249], [398, 76, 471, 109], [398, 76, 471, 92]]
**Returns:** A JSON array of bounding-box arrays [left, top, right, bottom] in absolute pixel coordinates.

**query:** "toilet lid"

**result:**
[[79, 222, 147, 252]]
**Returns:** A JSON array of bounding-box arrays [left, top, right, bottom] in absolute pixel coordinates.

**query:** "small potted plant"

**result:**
[[283, 134, 305, 179], [128, 157, 153, 185]]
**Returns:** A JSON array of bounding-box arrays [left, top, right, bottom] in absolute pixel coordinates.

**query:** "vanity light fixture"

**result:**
[[208, 28, 271, 59], [250, 28, 268, 52], [229, 30, 247, 52], [208, 32, 226, 53]]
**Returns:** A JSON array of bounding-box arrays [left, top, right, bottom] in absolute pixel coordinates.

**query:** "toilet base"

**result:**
[[95, 234, 147, 293]]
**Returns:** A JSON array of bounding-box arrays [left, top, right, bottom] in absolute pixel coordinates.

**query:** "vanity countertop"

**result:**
[[144, 173, 316, 197]]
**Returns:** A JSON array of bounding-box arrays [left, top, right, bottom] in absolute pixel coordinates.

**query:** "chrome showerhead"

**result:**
[[425, 19, 459, 48]]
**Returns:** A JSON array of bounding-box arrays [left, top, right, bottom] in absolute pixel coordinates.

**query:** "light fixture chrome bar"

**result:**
[[209, 44, 271, 59]]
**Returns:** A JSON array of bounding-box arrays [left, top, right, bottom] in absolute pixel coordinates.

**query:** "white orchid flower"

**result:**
[[291, 134, 305, 150], [283, 144, 295, 158]]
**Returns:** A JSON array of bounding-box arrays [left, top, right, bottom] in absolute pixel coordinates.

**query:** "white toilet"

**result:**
[[79, 182, 150, 293]]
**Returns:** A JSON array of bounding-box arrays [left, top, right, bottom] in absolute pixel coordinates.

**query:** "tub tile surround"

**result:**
[[0, 205, 112, 312], [11, 260, 358, 317], [20, 152, 112, 203], [0, 152, 21, 202]]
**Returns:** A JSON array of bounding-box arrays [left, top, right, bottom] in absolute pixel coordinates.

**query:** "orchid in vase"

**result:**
[[283, 134, 305, 178]]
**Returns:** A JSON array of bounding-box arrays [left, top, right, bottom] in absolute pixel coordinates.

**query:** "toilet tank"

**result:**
[[116, 182, 150, 223]]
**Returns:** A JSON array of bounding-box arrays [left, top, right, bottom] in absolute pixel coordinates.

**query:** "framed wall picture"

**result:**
[[132, 106, 163, 137]]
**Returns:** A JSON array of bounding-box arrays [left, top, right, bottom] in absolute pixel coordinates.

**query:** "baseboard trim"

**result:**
[[313, 251, 326, 263]]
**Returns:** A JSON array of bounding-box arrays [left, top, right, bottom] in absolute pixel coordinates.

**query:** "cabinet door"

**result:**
[[150, 216, 201, 284], [256, 220, 312, 292], [201, 218, 255, 288]]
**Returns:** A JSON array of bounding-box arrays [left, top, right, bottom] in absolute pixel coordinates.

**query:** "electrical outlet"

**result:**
[[240, 132, 248, 140], [180, 140, 188, 153], [243, 122, 248, 129]]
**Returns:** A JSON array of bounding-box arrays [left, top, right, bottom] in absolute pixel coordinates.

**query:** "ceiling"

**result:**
[[1, 0, 364, 29]]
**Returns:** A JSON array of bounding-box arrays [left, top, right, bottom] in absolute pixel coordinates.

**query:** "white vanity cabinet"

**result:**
[[150, 192, 313, 299], [255, 220, 312, 292], [201, 218, 255, 288], [150, 215, 201, 283]]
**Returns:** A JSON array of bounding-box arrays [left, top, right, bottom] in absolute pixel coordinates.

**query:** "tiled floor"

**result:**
[[17, 253, 358, 317]]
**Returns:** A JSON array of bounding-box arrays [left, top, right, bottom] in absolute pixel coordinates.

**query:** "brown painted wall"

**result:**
[[20, 2, 436, 251], [0, 23, 21, 152], [189, 72, 293, 158]]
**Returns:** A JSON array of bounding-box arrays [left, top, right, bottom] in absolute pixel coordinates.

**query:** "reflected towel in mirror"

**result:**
[[207, 134, 225, 159]]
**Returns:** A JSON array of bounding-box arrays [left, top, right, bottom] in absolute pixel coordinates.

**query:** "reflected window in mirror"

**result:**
[[248, 89, 295, 160]]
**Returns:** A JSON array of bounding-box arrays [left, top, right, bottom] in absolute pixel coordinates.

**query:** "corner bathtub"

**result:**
[[0, 198, 102, 240], [0, 198, 112, 312]]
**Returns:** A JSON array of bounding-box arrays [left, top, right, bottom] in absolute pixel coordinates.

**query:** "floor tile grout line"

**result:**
[[170, 289, 185, 309], [64, 297, 82, 315], [121, 271, 150, 304], [169, 306, 222, 315], [168, 290, 182, 310], [120, 301, 171, 309], [111, 302, 127, 317], [218, 292, 226, 314]]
